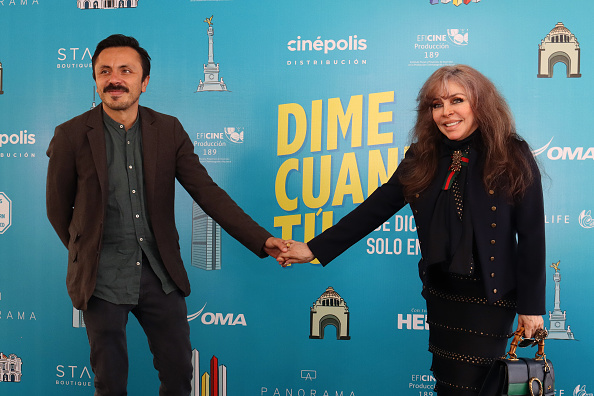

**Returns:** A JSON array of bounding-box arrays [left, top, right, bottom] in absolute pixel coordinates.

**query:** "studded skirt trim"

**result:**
[[425, 286, 517, 309], [424, 264, 516, 395]]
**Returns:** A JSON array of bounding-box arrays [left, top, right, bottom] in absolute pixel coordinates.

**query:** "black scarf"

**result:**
[[424, 132, 477, 275]]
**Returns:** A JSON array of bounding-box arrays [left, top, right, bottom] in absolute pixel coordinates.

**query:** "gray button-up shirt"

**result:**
[[93, 111, 177, 304]]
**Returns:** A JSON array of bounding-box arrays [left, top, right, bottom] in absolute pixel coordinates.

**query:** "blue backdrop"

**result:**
[[1, 1, 592, 395]]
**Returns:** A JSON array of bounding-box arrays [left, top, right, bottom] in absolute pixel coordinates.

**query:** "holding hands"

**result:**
[[263, 237, 289, 259], [277, 240, 315, 267], [264, 237, 315, 267]]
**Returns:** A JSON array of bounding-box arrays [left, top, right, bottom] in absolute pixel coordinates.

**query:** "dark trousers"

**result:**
[[83, 264, 193, 396]]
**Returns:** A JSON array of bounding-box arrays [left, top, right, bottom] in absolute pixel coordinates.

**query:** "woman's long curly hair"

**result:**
[[399, 65, 534, 202]]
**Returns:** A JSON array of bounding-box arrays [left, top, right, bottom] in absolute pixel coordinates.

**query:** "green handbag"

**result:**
[[479, 327, 554, 396]]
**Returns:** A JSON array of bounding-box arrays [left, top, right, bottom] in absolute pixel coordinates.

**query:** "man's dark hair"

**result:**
[[92, 34, 151, 81]]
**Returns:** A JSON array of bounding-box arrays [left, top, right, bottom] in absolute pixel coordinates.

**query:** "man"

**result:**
[[46, 34, 286, 396]]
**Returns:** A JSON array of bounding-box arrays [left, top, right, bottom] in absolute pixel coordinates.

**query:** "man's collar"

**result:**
[[102, 108, 140, 132]]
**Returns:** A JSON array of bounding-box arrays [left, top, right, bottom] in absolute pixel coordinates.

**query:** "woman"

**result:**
[[279, 65, 546, 395]]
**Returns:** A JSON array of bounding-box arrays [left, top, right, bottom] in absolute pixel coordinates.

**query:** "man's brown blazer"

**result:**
[[47, 105, 272, 310]]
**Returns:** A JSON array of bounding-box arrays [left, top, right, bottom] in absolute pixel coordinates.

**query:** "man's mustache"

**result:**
[[104, 84, 129, 93]]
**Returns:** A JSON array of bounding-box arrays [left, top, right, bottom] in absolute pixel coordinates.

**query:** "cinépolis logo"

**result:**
[[286, 34, 367, 67], [0, 129, 37, 159], [57, 46, 93, 70]]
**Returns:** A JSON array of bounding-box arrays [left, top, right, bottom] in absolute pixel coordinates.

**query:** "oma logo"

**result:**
[[187, 302, 247, 326]]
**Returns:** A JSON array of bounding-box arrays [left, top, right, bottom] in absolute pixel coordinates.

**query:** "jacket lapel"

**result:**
[[87, 105, 109, 206], [140, 106, 158, 206]]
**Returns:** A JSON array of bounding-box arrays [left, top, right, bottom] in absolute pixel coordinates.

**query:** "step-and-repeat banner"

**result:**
[[1, 1, 592, 395]]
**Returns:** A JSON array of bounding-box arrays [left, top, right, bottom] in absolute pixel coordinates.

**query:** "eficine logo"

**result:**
[[225, 127, 243, 144], [187, 302, 247, 326], [579, 210, 594, 229], [77, 0, 139, 10], [532, 137, 594, 160], [411, 29, 468, 67], [447, 29, 468, 46], [410, 374, 436, 391]]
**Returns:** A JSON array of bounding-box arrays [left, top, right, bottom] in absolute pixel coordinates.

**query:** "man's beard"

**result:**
[[99, 85, 141, 111]]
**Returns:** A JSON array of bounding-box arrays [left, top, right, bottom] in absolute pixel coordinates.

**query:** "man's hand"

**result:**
[[277, 241, 315, 267], [263, 237, 289, 261]]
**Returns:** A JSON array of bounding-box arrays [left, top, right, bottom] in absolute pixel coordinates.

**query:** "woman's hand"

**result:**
[[517, 314, 544, 338], [277, 241, 316, 266]]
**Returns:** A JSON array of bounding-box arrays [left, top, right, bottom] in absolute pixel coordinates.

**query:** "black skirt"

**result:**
[[423, 263, 517, 396]]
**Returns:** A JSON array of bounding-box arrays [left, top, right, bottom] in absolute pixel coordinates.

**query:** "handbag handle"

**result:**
[[505, 327, 548, 361]]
